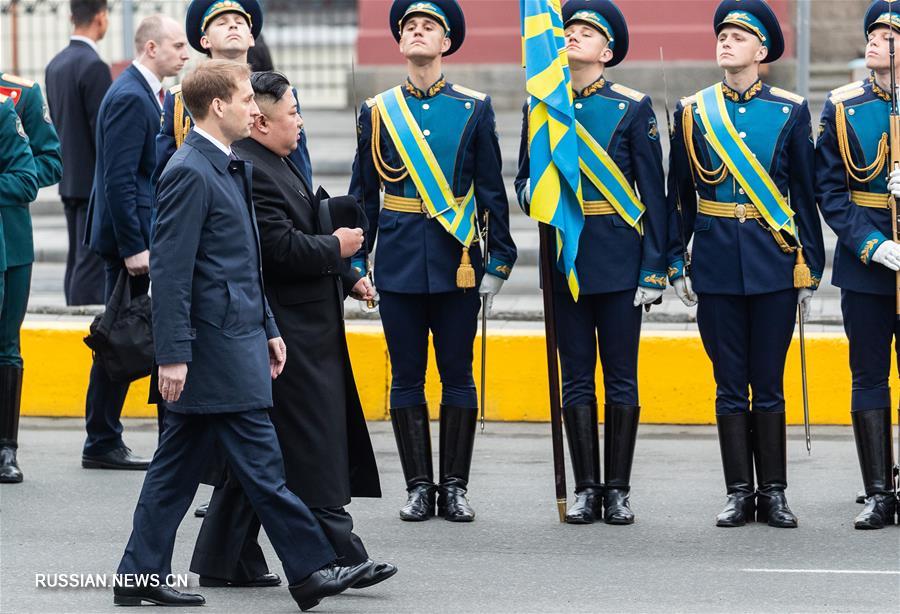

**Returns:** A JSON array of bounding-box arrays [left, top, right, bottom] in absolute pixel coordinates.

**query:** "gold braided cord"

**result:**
[[835, 102, 888, 184], [370, 105, 409, 184], [683, 106, 728, 185]]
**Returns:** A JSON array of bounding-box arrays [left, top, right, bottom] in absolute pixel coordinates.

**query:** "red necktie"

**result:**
[[158, 88, 165, 106]]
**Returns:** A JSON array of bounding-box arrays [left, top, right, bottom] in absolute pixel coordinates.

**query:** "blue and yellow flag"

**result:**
[[521, 0, 584, 300]]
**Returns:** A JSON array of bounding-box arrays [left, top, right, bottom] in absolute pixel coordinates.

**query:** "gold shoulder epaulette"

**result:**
[[830, 80, 864, 95], [611, 83, 646, 102], [365, 97, 377, 109], [168, 84, 182, 95], [830, 87, 865, 105], [451, 84, 487, 101], [680, 94, 697, 108], [769, 87, 805, 104], [1, 73, 34, 88]]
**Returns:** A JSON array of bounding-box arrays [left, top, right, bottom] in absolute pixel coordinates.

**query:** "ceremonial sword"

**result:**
[[478, 211, 490, 433], [887, 1, 900, 495]]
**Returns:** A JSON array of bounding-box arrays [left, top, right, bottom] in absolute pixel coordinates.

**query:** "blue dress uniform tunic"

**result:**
[[349, 78, 517, 409], [0, 75, 62, 368], [667, 80, 825, 415], [816, 77, 899, 412], [514, 77, 668, 407]]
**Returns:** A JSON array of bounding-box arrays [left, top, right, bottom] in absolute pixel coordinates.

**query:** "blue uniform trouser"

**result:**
[[0, 264, 32, 367], [841, 290, 900, 412], [379, 290, 480, 408], [554, 289, 641, 407], [696, 289, 797, 415], [83, 259, 149, 455], [118, 409, 335, 585]]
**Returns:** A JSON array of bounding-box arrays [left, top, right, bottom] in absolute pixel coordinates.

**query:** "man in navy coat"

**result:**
[[81, 15, 189, 469], [113, 60, 371, 610]]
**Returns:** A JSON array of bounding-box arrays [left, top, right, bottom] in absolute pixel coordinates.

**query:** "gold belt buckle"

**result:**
[[734, 203, 747, 223]]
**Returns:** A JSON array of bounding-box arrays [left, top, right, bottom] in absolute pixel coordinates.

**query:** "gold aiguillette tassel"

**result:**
[[793, 248, 812, 289], [456, 246, 476, 289]]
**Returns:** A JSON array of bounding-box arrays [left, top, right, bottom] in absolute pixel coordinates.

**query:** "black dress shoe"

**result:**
[[716, 492, 756, 527], [399, 484, 435, 521], [82, 446, 150, 470], [113, 585, 205, 606], [757, 490, 798, 528], [194, 502, 209, 518], [0, 446, 23, 483], [289, 561, 373, 611], [437, 484, 475, 522], [565, 487, 601, 524], [350, 560, 398, 589], [855, 494, 898, 530], [199, 572, 281, 587], [603, 488, 635, 525]]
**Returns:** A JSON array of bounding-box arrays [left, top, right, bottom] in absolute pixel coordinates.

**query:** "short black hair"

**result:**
[[250, 71, 292, 109], [71, 0, 108, 27]]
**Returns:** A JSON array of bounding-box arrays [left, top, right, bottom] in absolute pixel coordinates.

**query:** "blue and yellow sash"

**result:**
[[694, 83, 796, 236], [575, 121, 645, 232], [373, 86, 477, 248]]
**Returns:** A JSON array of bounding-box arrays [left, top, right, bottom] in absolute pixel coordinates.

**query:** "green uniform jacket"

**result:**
[[0, 74, 62, 267], [0, 94, 38, 272]]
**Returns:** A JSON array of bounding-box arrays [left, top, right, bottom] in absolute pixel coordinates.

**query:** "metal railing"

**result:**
[[0, 0, 356, 108]]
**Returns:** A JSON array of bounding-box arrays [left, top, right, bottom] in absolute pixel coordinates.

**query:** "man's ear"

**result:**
[[211, 98, 225, 119], [756, 43, 768, 63], [599, 45, 614, 64], [441, 35, 451, 54], [248, 35, 256, 49], [254, 113, 269, 134], [200, 34, 212, 51]]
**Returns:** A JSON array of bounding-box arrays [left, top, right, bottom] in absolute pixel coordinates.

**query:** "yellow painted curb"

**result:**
[[21, 322, 866, 425]]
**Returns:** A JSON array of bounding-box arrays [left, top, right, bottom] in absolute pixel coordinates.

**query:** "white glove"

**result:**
[[797, 288, 814, 322], [479, 274, 504, 317], [888, 168, 900, 199], [673, 276, 698, 307], [871, 240, 900, 271], [523, 178, 531, 207], [633, 286, 664, 307]]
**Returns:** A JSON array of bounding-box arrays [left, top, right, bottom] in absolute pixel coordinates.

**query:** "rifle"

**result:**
[[888, 3, 900, 497], [538, 223, 567, 522], [659, 48, 691, 281], [349, 58, 378, 312]]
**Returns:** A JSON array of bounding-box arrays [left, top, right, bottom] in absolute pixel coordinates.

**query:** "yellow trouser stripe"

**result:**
[[583, 200, 615, 215]]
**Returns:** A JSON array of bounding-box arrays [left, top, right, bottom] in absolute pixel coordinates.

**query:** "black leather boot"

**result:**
[[603, 404, 640, 525], [715, 413, 755, 527], [0, 366, 24, 484], [752, 411, 797, 528], [562, 403, 601, 524], [852, 408, 897, 530], [437, 405, 477, 522], [390, 405, 436, 521]]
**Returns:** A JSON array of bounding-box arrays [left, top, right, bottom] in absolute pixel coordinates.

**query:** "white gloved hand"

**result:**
[[871, 240, 900, 271], [479, 274, 505, 317], [523, 178, 531, 207], [888, 168, 900, 200], [673, 276, 698, 307], [797, 288, 814, 322], [633, 286, 665, 307]]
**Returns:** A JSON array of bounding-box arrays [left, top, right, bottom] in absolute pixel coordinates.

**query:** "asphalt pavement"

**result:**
[[1, 419, 898, 613]]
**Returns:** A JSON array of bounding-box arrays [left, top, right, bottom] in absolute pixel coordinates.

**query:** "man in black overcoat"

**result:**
[[189, 70, 396, 591]]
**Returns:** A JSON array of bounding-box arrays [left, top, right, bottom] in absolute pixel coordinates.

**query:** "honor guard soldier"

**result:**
[[818, 0, 900, 530], [0, 75, 62, 483], [155, 0, 313, 187], [514, 0, 667, 525], [350, 0, 517, 522], [667, 0, 824, 528]]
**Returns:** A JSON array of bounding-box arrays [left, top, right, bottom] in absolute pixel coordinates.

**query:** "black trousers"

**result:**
[[62, 198, 104, 306], [191, 470, 368, 581], [82, 260, 151, 456]]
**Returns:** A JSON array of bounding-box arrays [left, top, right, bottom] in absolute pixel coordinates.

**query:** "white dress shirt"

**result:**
[[132, 60, 163, 109], [70, 35, 100, 54], [192, 126, 233, 158]]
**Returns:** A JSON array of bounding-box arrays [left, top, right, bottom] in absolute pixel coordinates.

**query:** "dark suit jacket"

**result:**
[[85, 64, 160, 259], [45, 39, 112, 200], [151, 130, 279, 414], [232, 137, 378, 507]]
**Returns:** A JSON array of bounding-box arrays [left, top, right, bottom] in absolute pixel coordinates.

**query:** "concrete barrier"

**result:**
[[21, 321, 865, 425]]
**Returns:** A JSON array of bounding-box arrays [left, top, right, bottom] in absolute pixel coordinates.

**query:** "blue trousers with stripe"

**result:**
[[841, 290, 900, 412]]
